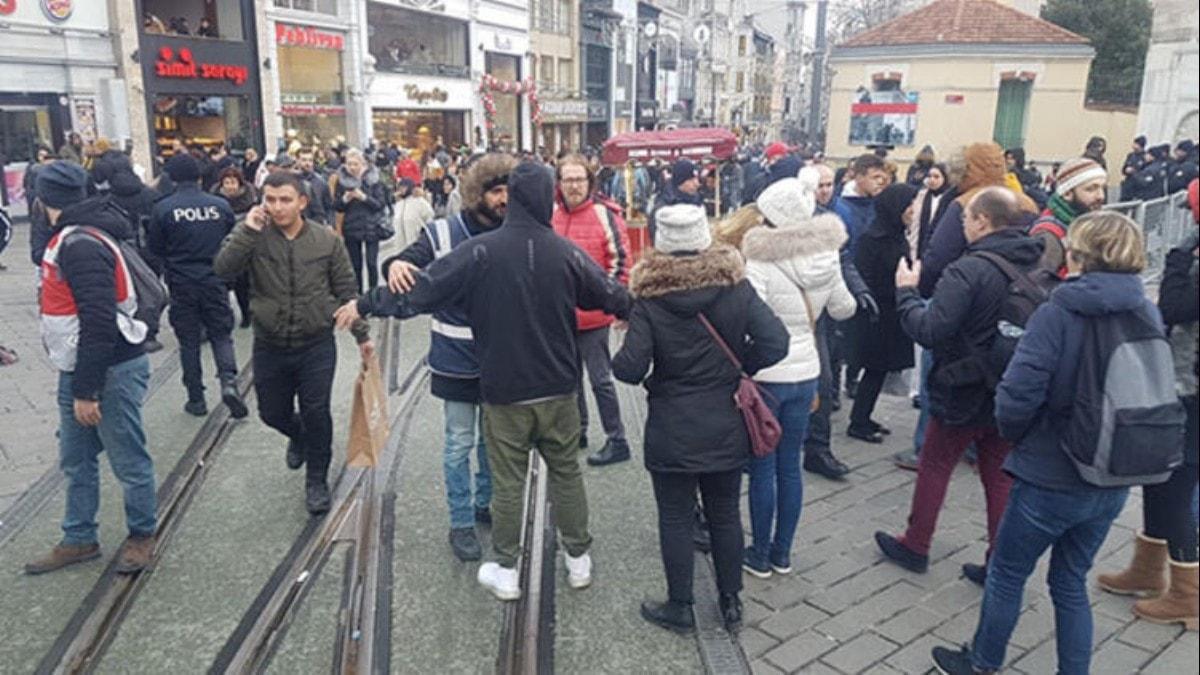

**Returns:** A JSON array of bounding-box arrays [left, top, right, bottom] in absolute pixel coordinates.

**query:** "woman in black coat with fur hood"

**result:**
[[848, 182, 919, 443], [613, 203, 788, 636]]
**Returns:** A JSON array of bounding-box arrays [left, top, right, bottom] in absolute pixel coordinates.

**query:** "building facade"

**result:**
[[531, 0, 586, 153], [1136, 0, 1199, 144]]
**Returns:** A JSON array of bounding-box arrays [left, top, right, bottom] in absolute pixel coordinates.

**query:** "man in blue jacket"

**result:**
[[150, 153, 247, 418]]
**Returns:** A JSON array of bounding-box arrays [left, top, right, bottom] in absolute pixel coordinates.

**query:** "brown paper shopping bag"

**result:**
[[347, 354, 388, 468]]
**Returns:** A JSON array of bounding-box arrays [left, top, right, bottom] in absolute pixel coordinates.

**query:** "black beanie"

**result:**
[[164, 153, 201, 183], [35, 161, 88, 209], [671, 159, 696, 188]]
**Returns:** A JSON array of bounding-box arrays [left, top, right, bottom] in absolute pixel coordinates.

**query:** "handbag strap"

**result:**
[[697, 312, 746, 374], [798, 287, 818, 334]]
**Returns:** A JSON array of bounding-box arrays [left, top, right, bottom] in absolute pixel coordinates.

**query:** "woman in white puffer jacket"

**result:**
[[738, 176, 857, 578]]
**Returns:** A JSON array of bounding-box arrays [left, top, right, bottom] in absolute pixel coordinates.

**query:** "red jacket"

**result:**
[[395, 158, 421, 185], [552, 191, 631, 331]]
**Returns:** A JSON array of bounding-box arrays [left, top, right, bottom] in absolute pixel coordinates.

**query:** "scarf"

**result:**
[[1046, 192, 1078, 225]]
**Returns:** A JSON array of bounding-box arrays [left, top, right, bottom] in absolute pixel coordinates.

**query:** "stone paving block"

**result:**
[[751, 657, 787, 675], [1008, 602, 1056, 649], [1011, 637, 1057, 674], [802, 554, 871, 588], [740, 626, 781, 660], [744, 597, 776, 624], [812, 615, 862, 643], [874, 605, 944, 644], [1115, 616, 1185, 652], [836, 581, 927, 630], [1092, 610, 1129, 648], [762, 629, 839, 672], [758, 601, 833, 640], [930, 608, 978, 645], [879, 633, 945, 674], [1140, 632, 1200, 674], [820, 633, 900, 674], [919, 578, 983, 618], [1090, 637, 1155, 674], [755, 575, 817, 611], [860, 664, 905, 675], [808, 563, 904, 615]]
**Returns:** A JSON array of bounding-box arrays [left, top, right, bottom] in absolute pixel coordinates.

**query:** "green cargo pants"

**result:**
[[482, 395, 592, 568]]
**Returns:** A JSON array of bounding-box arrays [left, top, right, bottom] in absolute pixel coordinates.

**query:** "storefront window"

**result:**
[[1, 107, 53, 164], [486, 52, 522, 152], [367, 3, 468, 78], [143, 0, 244, 41], [372, 110, 465, 154], [273, 0, 337, 14], [278, 41, 346, 145], [153, 95, 253, 154]]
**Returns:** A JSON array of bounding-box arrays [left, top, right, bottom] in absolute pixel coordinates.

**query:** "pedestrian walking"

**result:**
[[1029, 157, 1107, 277], [739, 178, 856, 579], [875, 187, 1050, 583], [26, 161, 157, 575], [333, 148, 390, 293], [846, 182, 919, 443], [612, 203, 788, 634], [336, 162, 632, 601], [932, 211, 1174, 674], [648, 158, 703, 245], [378, 153, 516, 562], [552, 154, 633, 466], [392, 179, 435, 246], [1097, 181, 1199, 631], [150, 154, 248, 418], [213, 167, 258, 328], [214, 170, 374, 515]]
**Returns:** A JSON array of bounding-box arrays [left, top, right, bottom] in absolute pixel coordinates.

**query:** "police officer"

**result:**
[[149, 153, 248, 418]]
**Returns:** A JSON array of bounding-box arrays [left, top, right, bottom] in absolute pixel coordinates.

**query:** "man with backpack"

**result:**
[[25, 161, 159, 575], [1029, 157, 1107, 278], [874, 187, 1054, 586], [150, 153, 248, 419], [930, 211, 1185, 675]]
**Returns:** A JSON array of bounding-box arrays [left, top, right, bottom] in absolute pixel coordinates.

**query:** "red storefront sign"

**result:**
[[281, 104, 347, 117], [0, 0, 17, 17], [276, 23, 345, 51], [155, 47, 249, 86]]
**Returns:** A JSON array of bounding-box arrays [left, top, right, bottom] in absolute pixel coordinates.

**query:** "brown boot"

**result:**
[[24, 543, 101, 575], [114, 535, 156, 574], [1097, 532, 1167, 597], [1134, 561, 1199, 631]]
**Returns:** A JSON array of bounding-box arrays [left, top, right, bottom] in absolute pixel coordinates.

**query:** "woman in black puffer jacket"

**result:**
[[334, 148, 390, 293], [613, 203, 788, 636]]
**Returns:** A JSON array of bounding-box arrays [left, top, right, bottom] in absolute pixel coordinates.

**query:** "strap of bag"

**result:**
[[798, 287, 818, 335], [697, 312, 745, 375], [973, 250, 1043, 298]]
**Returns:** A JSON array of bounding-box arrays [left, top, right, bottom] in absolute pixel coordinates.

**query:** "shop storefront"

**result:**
[[484, 52, 523, 152], [275, 23, 348, 145], [539, 99, 587, 154], [138, 1, 264, 159], [586, 101, 610, 148]]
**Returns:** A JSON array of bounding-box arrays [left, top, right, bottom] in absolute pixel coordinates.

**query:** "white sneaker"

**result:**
[[565, 551, 592, 589], [477, 562, 521, 601]]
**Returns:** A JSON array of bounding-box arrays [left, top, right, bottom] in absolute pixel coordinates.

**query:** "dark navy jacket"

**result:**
[[995, 272, 1161, 492], [832, 189, 874, 262], [148, 182, 236, 287]]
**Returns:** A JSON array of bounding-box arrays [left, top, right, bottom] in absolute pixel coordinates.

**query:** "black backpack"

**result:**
[[68, 226, 169, 337], [1061, 309, 1186, 487], [970, 250, 1060, 387]]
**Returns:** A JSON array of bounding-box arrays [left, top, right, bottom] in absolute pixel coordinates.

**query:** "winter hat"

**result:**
[[1177, 140, 1196, 155], [36, 160, 88, 209], [757, 177, 816, 229], [765, 142, 789, 161], [1134, 135, 1147, 149], [654, 204, 711, 254], [671, 159, 697, 188], [1055, 157, 1107, 196], [164, 153, 201, 183]]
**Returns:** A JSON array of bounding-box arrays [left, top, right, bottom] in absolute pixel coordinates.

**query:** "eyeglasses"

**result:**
[[560, 177, 588, 185]]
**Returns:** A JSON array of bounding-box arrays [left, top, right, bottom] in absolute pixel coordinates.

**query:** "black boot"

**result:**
[[804, 449, 850, 480], [719, 593, 743, 632], [449, 527, 482, 561], [184, 397, 208, 417], [306, 481, 331, 515], [874, 531, 928, 573], [962, 563, 987, 587], [586, 439, 631, 466], [286, 415, 306, 470], [640, 600, 695, 634], [221, 381, 248, 419], [143, 337, 164, 354]]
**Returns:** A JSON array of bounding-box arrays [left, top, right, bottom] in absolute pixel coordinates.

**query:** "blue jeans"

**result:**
[[971, 479, 1128, 674], [913, 346, 933, 453], [748, 379, 817, 565], [443, 400, 492, 529], [57, 355, 156, 546]]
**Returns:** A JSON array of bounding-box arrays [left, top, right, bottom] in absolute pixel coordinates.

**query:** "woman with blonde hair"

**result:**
[[932, 211, 1177, 673]]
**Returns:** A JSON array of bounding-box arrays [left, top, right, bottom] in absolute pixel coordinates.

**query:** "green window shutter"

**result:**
[[993, 79, 1031, 150]]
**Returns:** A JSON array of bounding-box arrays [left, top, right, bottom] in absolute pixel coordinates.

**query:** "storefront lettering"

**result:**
[[281, 104, 347, 117], [404, 84, 449, 104], [155, 47, 248, 86], [275, 24, 345, 51]]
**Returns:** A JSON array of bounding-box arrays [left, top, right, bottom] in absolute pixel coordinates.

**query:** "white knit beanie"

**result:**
[[757, 177, 817, 229], [1055, 157, 1107, 196], [654, 204, 711, 253]]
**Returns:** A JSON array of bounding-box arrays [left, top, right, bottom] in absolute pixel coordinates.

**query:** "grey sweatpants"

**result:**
[[576, 326, 626, 444]]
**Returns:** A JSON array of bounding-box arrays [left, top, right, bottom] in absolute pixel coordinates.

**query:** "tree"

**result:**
[[1041, 0, 1153, 106], [832, 0, 913, 42]]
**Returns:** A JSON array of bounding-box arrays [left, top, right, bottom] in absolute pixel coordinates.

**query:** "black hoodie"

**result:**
[[54, 195, 146, 399], [358, 162, 633, 404]]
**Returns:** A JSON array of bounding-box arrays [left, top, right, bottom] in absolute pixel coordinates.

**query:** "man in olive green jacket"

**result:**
[[215, 171, 373, 514]]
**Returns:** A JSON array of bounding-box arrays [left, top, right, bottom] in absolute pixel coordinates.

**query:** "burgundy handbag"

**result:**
[[697, 313, 782, 458]]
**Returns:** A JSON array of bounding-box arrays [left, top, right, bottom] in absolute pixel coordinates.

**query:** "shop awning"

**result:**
[[601, 128, 738, 165]]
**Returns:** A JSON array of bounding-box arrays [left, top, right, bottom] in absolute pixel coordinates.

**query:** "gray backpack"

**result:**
[[1062, 309, 1186, 487]]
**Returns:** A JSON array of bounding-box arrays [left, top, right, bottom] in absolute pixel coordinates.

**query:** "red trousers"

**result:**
[[899, 417, 1013, 558]]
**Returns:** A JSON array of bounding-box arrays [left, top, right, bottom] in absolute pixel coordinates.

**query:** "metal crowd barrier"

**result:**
[[1104, 190, 1193, 283]]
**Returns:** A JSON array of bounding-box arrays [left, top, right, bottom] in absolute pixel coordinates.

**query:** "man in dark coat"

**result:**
[[1168, 140, 1199, 194], [1120, 135, 1148, 201], [875, 187, 1046, 584]]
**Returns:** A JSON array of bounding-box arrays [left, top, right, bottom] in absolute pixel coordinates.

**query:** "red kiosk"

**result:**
[[601, 128, 739, 260]]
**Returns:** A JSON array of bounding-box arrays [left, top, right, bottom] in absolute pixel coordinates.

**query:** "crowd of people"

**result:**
[[5, 125, 1198, 675]]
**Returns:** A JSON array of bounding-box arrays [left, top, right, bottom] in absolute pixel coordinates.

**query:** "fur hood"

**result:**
[[460, 153, 518, 212], [740, 213, 847, 262], [630, 243, 744, 298]]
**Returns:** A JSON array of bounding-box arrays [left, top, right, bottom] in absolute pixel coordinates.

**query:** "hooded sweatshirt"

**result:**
[[996, 272, 1161, 490], [742, 214, 857, 382], [358, 162, 633, 405]]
